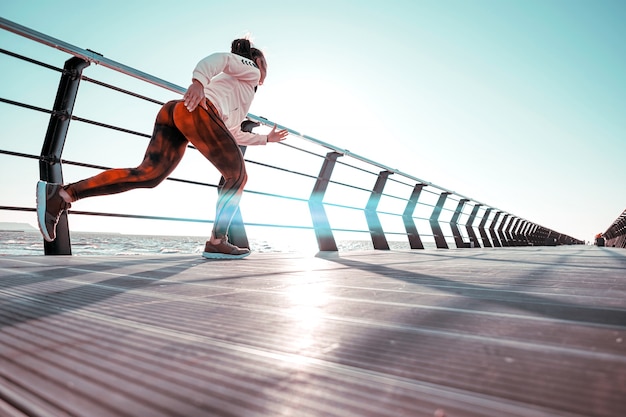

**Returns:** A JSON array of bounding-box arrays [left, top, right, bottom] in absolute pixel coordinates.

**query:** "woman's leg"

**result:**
[[37, 100, 188, 242], [65, 101, 188, 201], [171, 101, 247, 240]]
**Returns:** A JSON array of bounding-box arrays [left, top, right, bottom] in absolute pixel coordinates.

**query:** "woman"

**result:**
[[37, 38, 288, 259]]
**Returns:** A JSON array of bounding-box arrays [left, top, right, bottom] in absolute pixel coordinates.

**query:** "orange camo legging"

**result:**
[[64, 99, 247, 239]]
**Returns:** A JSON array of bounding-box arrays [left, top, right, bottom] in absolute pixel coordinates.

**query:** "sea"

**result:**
[[0, 230, 422, 256]]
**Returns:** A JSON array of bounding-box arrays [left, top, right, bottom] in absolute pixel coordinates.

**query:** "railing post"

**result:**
[[478, 208, 493, 247], [450, 198, 469, 248], [526, 222, 536, 245], [517, 220, 530, 246], [498, 214, 510, 246], [489, 211, 502, 247], [530, 224, 542, 246], [308, 151, 342, 251], [544, 229, 557, 246], [466, 204, 482, 248], [219, 120, 261, 249], [516, 219, 526, 245], [365, 170, 392, 250], [430, 192, 451, 249], [218, 147, 249, 250], [537, 226, 548, 246], [403, 184, 426, 249], [527, 224, 535, 245], [505, 217, 518, 246], [40, 56, 90, 255], [533, 224, 543, 246]]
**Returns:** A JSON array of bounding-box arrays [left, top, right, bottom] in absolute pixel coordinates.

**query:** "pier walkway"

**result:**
[[0, 246, 625, 417]]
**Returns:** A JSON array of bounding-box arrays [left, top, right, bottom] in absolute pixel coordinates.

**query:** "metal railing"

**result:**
[[0, 17, 584, 255], [601, 209, 626, 248]]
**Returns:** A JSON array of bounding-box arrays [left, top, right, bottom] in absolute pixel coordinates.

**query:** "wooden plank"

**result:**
[[0, 247, 624, 417]]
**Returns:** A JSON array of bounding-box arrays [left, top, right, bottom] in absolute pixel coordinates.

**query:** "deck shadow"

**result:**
[[323, 254, 626, 326], [0, 257, 200, 328]]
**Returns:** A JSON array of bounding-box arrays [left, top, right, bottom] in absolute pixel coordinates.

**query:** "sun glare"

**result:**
[[284, 265, 331, 353]]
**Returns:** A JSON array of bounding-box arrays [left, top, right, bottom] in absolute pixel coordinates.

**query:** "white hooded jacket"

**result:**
[[192, 52, 266, 146]]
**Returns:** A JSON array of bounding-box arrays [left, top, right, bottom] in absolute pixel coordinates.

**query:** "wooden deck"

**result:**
[[0, 246, 624, 417]]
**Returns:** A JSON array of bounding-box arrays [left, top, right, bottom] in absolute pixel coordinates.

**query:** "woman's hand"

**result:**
[[183, 79, 208, 112], [267, 124, 289, 143]]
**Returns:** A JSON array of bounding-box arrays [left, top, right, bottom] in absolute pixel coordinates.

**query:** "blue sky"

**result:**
[[1, 0, 625, 243]]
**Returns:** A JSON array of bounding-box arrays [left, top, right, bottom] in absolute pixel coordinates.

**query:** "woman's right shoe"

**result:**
[[36, 181, 71, 242]]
